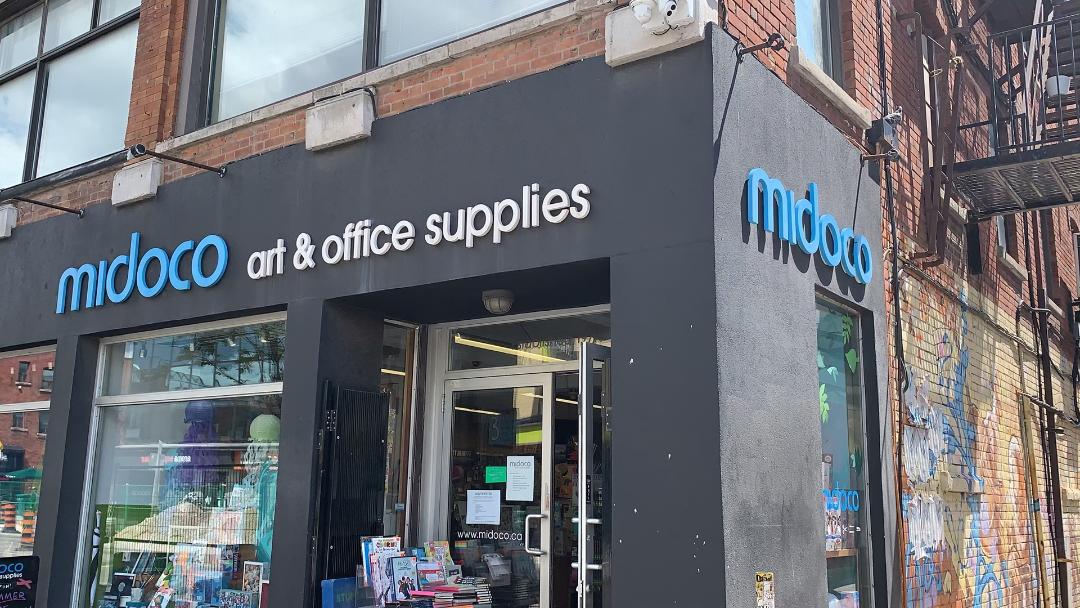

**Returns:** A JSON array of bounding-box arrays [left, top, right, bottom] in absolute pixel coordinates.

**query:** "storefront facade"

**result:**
[[0, 29, 891, 608]]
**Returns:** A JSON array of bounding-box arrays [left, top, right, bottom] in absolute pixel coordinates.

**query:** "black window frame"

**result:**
[[39, 366, 53, 392], [10, 411, 25, 430], [181, 0, 569, 133], [37, 410, 48, 435], [15, 361, 30, 385], [814, 291, 888, 608], [0, 0, 140, 185]]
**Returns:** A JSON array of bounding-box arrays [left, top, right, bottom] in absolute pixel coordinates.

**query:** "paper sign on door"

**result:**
[[466, 490, 501, 525], [506, 456, 535, 501]]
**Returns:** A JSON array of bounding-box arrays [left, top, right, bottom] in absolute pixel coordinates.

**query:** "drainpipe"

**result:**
[[1031, 208, 1070, 607], [874, 0, 908, 605]]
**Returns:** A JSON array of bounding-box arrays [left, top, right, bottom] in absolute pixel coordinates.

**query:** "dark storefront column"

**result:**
[[608, 241, 723, 607], [36, 334, 98, 608], [270, 298, 383, 608]]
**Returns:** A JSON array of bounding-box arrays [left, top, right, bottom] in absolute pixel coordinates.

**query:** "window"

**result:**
[[817, 300, 871, 606], [36, 411, 47, 435], [213, 0, 365, 121], [380, 323, 417, 538], [202, 0, 567, 125], [796, 0, 843, 84], [0, 348, 55, 558], [39, 367, 52, 392], [0, 0, 138, 187], [379, 0, 564, 65], [998, 214, 1020, 260], [81, 317, 285, 608], [14, 361, 29, 385], [449, 312, 611, 371]]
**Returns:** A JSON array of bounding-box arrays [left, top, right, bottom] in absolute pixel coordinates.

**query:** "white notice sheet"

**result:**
[[506, 456, 535, 501], [466, 489, 501, 525]]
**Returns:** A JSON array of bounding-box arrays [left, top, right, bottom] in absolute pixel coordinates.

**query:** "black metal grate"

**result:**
[[318, 385, 390, 582]]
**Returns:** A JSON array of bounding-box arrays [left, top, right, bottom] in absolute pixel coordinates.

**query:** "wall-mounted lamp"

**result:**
[[482, 289, 515, 315]]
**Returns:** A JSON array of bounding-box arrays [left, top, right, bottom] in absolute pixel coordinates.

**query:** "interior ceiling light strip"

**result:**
[[452, 335, 565, 363], [453, 406, 500, 416]]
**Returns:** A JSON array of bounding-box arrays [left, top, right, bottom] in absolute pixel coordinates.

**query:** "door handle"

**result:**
[[524, 513, 547, 556]]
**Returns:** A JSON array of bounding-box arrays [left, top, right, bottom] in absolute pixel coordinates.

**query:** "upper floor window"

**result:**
[[0, 0, 138, 187], [795, 0, 843, 85], [15, 361, 30, 385], [39, 366, 53, 392], [203, 0, 565, 124]]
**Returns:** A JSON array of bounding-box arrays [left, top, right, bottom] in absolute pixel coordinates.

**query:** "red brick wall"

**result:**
[[0, 351, 53, 472]]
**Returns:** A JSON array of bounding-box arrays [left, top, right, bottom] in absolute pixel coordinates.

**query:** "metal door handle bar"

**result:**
[[524, 513, 547, 556], [571, 562, 603, 571], [571, 517, 602, 525]]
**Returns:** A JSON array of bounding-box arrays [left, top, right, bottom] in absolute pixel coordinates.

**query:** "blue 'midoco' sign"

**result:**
[[746, 167, 873, 284], [56, 232, 228, 314]]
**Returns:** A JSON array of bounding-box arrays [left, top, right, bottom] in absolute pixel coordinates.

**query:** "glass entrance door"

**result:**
[[444, 341, 610, 608], [447, 373, 553, 608]]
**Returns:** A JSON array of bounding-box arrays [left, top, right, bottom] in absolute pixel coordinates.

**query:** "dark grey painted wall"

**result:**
[[710, 27, 894, 607], [2, 44, 723, 608], [0, 27, 896, 608]]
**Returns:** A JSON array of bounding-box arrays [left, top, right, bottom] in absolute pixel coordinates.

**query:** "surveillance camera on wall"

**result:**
[[630, 0, 696, 33]]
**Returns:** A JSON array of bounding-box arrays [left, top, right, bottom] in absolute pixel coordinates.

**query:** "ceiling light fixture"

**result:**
[[482, 289, 514, 315]]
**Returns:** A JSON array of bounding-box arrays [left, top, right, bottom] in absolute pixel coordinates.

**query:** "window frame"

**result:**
[[15, 361, 30, 385], [814, 293, 885, 607], [0, 0, 139, 185], [71, 312, 287, 608], [181, 0, 570, 132], [796, 0, 844, 86]]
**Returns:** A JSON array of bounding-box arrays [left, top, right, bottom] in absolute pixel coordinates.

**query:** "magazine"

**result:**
[[388, 556, 419, 602]]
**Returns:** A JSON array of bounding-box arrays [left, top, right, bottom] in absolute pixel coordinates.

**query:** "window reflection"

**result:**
[[0, 348, 55, 559], [43, 0, 93, 51], [103, 320, 286, 396], [36, 20, 137, 176], [213, 0, 364, 121], [98, 0, 139, 24], [0, 7, 42, 73], [379, 0, 562, 64], [0, 71, 35, 187]]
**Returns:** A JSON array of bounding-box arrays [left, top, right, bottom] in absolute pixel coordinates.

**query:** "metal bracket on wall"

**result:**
[[6, 196, 84, 218], [129, 144, 227, 178]]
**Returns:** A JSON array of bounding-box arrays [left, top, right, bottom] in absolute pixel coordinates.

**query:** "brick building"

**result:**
[[0, 0, 1078, 606]]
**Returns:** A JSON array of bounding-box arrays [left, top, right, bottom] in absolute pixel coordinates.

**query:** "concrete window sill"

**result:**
[[997, 247, 1028, 281], [789, 44, 872, 130], [158, 0, 607, 155]]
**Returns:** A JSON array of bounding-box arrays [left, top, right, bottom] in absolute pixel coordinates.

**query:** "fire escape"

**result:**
[[945, 1, 1078, 606]]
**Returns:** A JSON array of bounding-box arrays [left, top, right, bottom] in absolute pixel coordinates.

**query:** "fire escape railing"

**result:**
[[976, 7, 1080, 155]]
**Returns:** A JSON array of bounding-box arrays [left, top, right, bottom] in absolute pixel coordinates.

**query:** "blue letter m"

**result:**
[[56, 263, 97, 314], [747, 167, 793, 240]]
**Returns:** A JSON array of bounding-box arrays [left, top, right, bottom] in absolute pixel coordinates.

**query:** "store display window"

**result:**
[[816, 301, 872, 607], [0, 347, 53, 559], [80, 317, 285, 608]]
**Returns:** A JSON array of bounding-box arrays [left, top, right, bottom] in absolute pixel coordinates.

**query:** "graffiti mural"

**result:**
[[900, 286, 1047, 607]]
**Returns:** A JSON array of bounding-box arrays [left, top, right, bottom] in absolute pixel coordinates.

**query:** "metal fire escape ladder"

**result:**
[[950, 0, 1080, 220]]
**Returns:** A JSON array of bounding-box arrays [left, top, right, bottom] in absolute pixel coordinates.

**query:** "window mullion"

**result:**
[[23, 60, 47, 181], [364, 0, 382, 70]]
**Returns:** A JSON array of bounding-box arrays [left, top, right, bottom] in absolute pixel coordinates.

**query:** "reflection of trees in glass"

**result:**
[[129, 322, 286, 392]]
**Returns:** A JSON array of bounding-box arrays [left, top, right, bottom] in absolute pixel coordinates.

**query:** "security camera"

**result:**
[[664, 0, 696, 28], [630, 0, 669, 33], [630, 0, 695, 33], [883, 107, 903, 125]]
